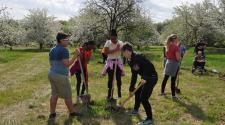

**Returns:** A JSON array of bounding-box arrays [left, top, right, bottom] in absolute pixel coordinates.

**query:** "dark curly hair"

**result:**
[[122, 42, 133, 52]]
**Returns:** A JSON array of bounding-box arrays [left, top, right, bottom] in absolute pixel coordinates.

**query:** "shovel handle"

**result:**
[[120, 82, 143, 106], [77, 49, 89, 94], [110, 59, 118, 99]]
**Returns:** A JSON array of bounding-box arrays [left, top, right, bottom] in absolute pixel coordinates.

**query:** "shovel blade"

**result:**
[[80, 94, 91, 104]]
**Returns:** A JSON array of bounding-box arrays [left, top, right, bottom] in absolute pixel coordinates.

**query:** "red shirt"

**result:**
[[70, 47, 92, 81], [166, 43, 179, 60]]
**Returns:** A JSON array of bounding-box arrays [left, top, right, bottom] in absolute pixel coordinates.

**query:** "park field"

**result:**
[[0, 46, 224, 125]]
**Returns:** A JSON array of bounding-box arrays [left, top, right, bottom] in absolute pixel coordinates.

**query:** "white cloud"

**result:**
[[1, 0, 85, 20], [1, 0, 206, 22]]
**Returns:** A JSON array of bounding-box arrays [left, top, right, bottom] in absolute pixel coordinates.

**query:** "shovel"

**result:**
[[78, 55, 91, 105], [175, 60, 182, 94], [105, 59, 119, 111]]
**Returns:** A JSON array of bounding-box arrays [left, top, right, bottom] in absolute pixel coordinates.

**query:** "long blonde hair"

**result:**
[[165, 34, 178, 51]]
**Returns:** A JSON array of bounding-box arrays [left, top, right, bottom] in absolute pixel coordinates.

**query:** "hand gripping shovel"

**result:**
[[78, 55, 91, 105]]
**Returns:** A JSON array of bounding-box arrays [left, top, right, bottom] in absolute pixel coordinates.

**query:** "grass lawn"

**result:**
[[0, 46, 224, 125]]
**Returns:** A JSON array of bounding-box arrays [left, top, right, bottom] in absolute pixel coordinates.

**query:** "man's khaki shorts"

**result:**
[[48, 73, 72, 99]]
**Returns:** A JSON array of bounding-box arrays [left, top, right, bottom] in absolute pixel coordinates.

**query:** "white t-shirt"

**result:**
[[104, 40, 123, 60]]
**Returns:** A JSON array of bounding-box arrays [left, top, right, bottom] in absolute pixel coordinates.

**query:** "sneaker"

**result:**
[[70, 112, 82, 117], [48, 113, 56, 119], [137, 119, 154, 125], [76, 96, 82, 104], [129, 109, 139, 116], [172, 96, 179, 101]]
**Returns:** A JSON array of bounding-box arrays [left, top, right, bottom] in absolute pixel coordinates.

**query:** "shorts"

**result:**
[[48, 72, 72, 99]]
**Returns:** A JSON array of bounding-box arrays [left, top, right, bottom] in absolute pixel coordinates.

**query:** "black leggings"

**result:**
[[107, 64, 122, 98], [134, 77, 157, 120], [161, 75, 177, 96], [75, 71, 86, 96], [161, 66, 179, 96]]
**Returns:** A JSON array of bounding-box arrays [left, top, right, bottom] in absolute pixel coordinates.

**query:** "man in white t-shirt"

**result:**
[[103, 29, 124, 100]]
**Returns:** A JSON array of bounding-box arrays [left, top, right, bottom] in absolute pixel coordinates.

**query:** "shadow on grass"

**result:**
[[181, 67, 216, 77], [171, 98, 216, 123], [64, 117, 73, 125], [65, 99, 134, 125], [64, 116, 101, 125], [74, 105, 102, 125], [111, 109, 133, 125], [47, 119, 59, 125]]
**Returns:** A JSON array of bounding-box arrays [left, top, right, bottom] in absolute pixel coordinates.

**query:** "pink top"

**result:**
[[102, 59, 125, 76]]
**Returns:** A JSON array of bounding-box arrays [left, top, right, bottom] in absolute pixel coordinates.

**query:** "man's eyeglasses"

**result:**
[[62, 39, 69, 41]]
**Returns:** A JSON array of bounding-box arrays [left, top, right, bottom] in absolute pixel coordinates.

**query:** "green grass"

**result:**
[[0, 46, 224, 125]]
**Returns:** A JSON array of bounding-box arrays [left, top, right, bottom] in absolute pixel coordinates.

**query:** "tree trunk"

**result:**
[[137, 45, 140, 50], [193, 27, 198, 45], [39, 43, 43, 50], [9, 43, 13, 51]]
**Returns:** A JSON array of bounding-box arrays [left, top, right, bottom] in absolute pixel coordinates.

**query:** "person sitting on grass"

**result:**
[[192, 51, 206, 73], [70, 41, 96, 103], [122, 43, 158, 125], [48, 32, 82, 119]]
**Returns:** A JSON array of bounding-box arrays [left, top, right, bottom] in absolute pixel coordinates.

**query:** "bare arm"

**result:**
[[175, 51, 181, 62], [163, 47, 166, 57], [63, 50, 79, 67]]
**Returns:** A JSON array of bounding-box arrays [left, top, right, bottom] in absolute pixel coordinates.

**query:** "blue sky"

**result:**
[[1, 0, 205, 22]]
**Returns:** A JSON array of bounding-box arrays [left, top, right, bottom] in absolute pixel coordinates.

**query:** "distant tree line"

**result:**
[[0, 0, 225, 50], [155, 0, 225, 47]]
